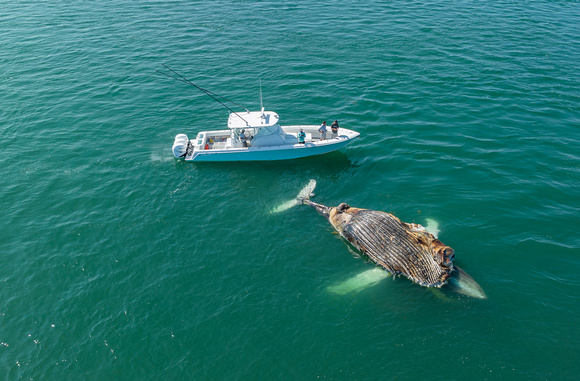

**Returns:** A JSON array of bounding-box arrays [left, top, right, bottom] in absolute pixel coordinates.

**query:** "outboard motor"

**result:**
[[172, 134, 189, 158]]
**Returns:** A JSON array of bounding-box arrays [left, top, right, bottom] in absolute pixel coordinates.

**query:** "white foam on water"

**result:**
[[150, 152, 174, 163]]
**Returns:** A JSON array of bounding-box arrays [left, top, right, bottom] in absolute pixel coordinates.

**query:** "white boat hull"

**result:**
[[175, 126, 360, 162]]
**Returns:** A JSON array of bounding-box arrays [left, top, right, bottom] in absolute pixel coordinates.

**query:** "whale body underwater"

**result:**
[[277, 180, 486, 299]]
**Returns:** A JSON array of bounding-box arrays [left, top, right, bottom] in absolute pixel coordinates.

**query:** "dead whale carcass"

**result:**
[[287, 181, 486, 298], [305, 200, 455, 286]]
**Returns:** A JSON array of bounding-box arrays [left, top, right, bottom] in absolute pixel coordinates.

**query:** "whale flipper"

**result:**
[[446, 266, 487, 299], [407, 218, 439, 238], [425, 218, 440, 239], [270, 179, 317, 213], [326, 268, 390, 295]]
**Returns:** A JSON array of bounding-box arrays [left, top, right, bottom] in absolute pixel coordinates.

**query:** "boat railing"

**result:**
[[284, 125, 322, 141]]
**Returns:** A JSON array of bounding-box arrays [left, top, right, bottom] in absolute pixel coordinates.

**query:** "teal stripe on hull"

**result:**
[[187, 139, 357, 162]]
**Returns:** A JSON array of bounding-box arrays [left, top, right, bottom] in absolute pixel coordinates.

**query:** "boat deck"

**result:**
[[173, 123, 359, 162], [202, 126, 335, 150]]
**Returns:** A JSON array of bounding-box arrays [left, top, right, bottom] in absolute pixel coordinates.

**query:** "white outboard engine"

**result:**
[[172, 134, 189, 158]]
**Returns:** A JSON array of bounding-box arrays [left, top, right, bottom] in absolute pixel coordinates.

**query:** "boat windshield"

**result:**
[[252, 124, 287, 147]]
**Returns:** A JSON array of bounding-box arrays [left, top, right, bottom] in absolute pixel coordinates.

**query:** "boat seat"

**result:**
[[212, 142, 227, 149]]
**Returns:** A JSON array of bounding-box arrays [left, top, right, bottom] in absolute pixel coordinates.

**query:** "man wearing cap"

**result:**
[[331, 120, 339, 138], [318, 121, 327, 141], [298, 129, 306, 144], [240, 129, 247, 147]]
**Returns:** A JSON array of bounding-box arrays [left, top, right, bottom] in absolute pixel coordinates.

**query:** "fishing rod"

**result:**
[[161, 64, 250, 112], [157, 64, 250, 125]]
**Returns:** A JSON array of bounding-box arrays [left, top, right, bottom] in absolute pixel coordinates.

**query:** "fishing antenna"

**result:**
[[157, 64, 249, 125], [259, 79, 263, 110]]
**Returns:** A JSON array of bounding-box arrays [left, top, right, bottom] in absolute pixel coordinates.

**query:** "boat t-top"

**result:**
[[160, 65, 360, 162]]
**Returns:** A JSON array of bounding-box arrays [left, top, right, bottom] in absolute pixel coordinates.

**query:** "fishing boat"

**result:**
[[159, 65, 360, 162], [171, 109, 360, 162]]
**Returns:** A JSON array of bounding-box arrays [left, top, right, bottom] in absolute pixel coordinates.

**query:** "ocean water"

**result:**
[[1, 0, 579, 379]]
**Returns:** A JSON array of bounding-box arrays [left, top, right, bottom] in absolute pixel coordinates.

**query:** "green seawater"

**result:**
[[1, 1, 579, 379]]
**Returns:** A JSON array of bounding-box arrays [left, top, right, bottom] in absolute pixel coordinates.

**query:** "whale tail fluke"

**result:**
[[446, 266, 487, 299], [270, 179, 317, 213]]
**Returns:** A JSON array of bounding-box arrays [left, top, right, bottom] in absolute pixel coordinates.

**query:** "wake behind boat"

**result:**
[[159, 65, 360, 162]]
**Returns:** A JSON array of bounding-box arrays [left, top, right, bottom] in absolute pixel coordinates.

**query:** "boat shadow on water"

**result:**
[[184, 150, 359, 178]]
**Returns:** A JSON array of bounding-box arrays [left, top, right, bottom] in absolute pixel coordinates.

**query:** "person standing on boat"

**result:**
[[298, 129, 306, 144], [240, 129, 248, 147], [331, 120, 339, 138], [318, 121, 327, 141]]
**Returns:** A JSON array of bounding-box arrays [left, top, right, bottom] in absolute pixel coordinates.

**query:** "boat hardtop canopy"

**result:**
[[227, 109, 279, 129]]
